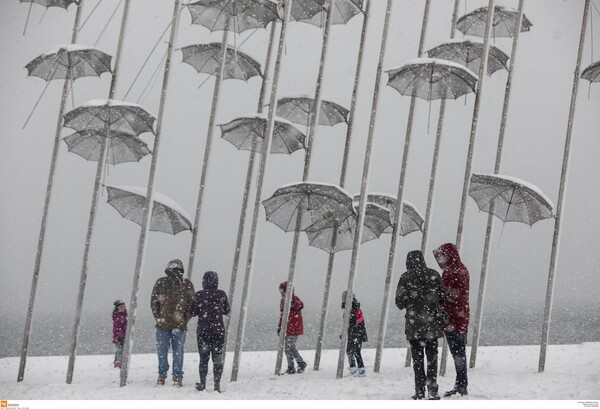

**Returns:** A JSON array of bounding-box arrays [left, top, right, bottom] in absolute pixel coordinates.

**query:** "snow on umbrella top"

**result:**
[[581, 60, 600, 83], [282, 0, 364, 27], [63, 99, 156, 136], [457, 5, 533, 38], [276, 95, 349, 126], [105, 185, 192, 235], [63, 129, 151, 165], [186, 0, 280, 33], [262, 182, 354, 232], [219, 115, 306, 154], [179, 43, 262, 82], [25, 45, 112, 81], [19, 0, 78, 10], [426, 40, 509, 77], [355, 193, 423, 236], [468, 173, 554, 226], [387, 58, 478, 101], [305, 202, 391, 253]]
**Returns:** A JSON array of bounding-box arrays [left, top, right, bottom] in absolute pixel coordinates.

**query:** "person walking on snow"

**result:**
[[112, 300, 127, 369], [189, 271, 230, 393], [396, 250, 447, 400], [433, 243, 470, 397], [278, 281, 307, 374], [151, 259, 195, 387], [341, 290, 368, 377]]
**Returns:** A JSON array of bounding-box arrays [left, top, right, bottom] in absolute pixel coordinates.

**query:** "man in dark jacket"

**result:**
[[396, 250, 446, 400], [189, 271, 230, 393], [151, 259, 195, 387], [434, 243, 470, 397]]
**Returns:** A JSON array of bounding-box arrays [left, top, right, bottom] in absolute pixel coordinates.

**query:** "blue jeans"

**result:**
[[156, 328, 187, 381], [445, 331, 468, 390]]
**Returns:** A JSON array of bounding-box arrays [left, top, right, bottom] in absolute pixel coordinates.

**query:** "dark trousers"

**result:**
[[409, 338, 439, 394], [284, 335, 305, 369], [346, 338, 364, 368], [197, 333, 225, 384], [445, 331, 468, 390]]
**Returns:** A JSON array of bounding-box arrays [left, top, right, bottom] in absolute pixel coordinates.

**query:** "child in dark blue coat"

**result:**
[[342, 291, 368, 376]]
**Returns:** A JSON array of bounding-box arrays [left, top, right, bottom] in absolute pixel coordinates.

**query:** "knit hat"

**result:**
[[114, 299, 125, 307], [166, 259, 184, 270]]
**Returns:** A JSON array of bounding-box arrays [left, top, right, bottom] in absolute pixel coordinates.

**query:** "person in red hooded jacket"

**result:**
[[433, 243, 470, 397], [278, 281, 307, 374]]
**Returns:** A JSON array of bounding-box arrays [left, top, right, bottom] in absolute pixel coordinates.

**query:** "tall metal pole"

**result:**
[[18, 0, 84, 383], [187, 20, 230, 281], [66, 0, 131, 384], [223, 20, 278, 362], [373, 0, 430, 374], [434, 0, 468, 376], [119, 0, 182, 387], [469, 0, 525, 369], [313, 0, 371, 372], [337, 0, 393, 380], [454, 0, 495, 252], [274, 0, 337, 377], [230, 0, 293, 382], [539, 0, 590, 373]]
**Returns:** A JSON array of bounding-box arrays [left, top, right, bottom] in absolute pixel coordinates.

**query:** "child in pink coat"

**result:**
[[112, 300, 127, 368]]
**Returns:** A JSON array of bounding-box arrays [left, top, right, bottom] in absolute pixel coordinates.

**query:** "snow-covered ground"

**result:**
[[2, 343, 599, 404]]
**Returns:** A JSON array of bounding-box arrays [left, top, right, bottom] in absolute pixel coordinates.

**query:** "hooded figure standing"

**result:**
[[341, 291, 368, 376], [189, 271, 230, 393], [396, 250, 446, 400], [278, 281, 307, 374], [433, 243, 470, 397], [151, 259, 195, 387]]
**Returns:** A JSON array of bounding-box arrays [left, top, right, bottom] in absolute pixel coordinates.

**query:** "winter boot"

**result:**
[[195, 381, 206, 391], [357, 368, 366, 377], [444, 387, 468, 398], [284, 366, 296, 375], [157, 375, 167, 385], [214, 382, 221, 393], [173, 379, 183, 387], [428, 385, 441, 400], [349, 367, 357, 375], [412, 389, 426, 400], [297, 361, 307, 373]]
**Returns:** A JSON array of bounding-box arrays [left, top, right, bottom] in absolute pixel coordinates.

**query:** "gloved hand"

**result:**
[[277, 327, 281, 336]]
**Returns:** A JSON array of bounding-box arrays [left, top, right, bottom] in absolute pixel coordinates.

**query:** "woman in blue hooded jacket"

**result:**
[[189, 271, 230, 393]]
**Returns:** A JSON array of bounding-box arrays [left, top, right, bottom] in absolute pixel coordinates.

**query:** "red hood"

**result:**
[[434, 243, 462, 268], [279, 281, 294, 295]]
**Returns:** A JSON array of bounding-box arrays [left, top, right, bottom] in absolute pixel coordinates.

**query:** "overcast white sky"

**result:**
[[1, 0, 599, 348]]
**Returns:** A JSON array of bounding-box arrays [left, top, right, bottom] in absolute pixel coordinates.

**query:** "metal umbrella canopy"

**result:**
[[356, 194, 423, 236], [457, 5, 532, 38], [276, 95, 349, 126], [305, 203, 391, 253], [581, 60, 600, 82], [468, 174, 554, 226], [426, 40, 508, 77], [20, 0, 77, 7], [63, 129, 151, 165], [106, 186, 192, 235], [284, 0, 363, 26], [262, 182, 354, 232], [63, 99, 156, 135], [186, 0, 280, 33], [180, 43, 262, 82], [23, 45, 113, 128], [220, 115, 306, 154], [387, 58, 478, 100]]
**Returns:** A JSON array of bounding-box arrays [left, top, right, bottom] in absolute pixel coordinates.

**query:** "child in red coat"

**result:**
[[278, 281, 307, 374], [112, 300, 127, 369]]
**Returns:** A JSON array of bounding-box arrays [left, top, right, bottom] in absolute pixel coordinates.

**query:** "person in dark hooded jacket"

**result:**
[[150, 259, 195, 387], [433, 243, 470, 397], [189, 271, 230, 393], [341, 291, 368, 376], [396, 250, 446, 400]]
